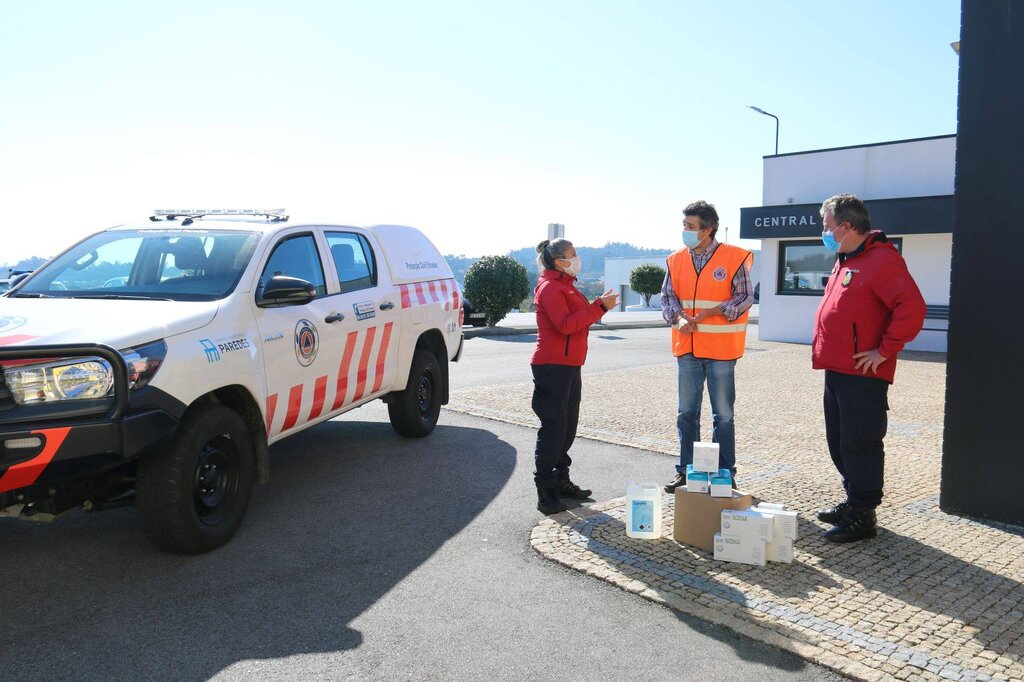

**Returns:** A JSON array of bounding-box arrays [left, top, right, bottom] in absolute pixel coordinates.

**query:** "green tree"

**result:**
[[463, 255, 531, 326], [629, 263, 666, 307]]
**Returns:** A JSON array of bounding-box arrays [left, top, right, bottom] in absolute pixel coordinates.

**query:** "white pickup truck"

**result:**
[[0, 210, 463, 553]]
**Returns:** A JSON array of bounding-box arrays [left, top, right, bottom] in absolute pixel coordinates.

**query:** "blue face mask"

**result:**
[[821, 230, 840, 252], [682, 230, 701, 248]]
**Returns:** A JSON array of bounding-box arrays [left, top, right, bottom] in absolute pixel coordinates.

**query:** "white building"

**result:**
[[740, 135, 953, 352]]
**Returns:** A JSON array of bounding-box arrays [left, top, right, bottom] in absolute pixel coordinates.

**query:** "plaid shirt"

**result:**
[[660, 239, 754, 324]]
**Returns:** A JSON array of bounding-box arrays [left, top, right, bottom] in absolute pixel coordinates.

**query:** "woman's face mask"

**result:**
[[562, 255, 581, 277]]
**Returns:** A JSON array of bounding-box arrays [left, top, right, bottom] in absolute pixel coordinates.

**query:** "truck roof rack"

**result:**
[[150, 209, 288, 225]]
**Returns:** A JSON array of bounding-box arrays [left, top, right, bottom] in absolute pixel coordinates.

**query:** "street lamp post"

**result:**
[[748, 106, 779, 155]]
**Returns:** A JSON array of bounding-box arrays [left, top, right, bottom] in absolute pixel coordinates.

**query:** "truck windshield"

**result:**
[[13, 229, 261, 302]]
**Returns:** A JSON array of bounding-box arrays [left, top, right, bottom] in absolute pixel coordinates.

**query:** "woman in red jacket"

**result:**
[[531, 239, 618, 515]]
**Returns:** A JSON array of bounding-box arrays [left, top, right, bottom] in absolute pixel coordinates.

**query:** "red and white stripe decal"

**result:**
[[0, 335, 41, 348], [0, 427, 71, 494], [332, 331, 359, 410], [281, 384, 304, 432], [352, 326, 377, 402], [308, 375, 328, 421], [371, 322, 394, 394], [265, 394, 279, 437], [398, 278, 459, 312]]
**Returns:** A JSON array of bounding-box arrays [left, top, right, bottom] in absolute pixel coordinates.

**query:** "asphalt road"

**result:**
[[0, 329, 835, 681]]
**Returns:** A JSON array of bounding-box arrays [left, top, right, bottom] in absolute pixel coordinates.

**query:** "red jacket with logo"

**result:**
[[531, 269, 606, 366], [812, 231, 926, 384]]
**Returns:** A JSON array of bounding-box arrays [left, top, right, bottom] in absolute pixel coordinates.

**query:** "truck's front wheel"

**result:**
[[136, 405, 255, 553], [388, 349, 443, 437]]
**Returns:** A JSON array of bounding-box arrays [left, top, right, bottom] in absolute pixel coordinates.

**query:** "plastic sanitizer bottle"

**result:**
[[625, 481, 662, 539]]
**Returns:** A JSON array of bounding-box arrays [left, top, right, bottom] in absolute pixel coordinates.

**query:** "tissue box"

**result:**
[[692, 442, 719, 473], [765, 537, 794, 563], [713, 533, 766, 566], [709, 469, 733, 498], [673, 489, 753, 552], [720, 509, 774, 542], [685, 465, 710, 494], [753, 505, 799, 540]]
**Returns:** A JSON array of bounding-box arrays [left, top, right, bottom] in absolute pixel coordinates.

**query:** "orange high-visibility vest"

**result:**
[[667, 243, 753, 360]]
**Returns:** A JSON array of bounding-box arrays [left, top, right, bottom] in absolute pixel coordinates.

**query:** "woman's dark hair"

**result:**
[[536, 238, 573, 271]]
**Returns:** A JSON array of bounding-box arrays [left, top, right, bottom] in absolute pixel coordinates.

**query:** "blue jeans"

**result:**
[[676, 354, 736, 475]]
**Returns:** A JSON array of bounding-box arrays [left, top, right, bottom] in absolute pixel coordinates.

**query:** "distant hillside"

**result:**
[[1, 256, 47, 276]]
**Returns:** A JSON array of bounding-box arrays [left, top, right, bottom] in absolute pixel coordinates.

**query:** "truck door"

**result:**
[[323, 230, 401, 404], [253, 231, 355, 440]]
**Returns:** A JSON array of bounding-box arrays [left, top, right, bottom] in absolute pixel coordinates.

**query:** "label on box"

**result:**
[[721, 509, 773, 542], [713, 532, 766, 566], [630, 499, 654, 533]]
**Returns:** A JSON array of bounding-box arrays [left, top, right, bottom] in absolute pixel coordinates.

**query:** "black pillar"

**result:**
[[941, 1, 1024, 524]]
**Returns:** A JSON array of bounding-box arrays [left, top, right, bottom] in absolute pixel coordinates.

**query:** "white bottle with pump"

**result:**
[[625, 481, 662, 539]]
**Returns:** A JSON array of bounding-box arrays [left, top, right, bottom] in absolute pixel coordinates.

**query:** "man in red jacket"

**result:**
[[812, 194, 926, 543]]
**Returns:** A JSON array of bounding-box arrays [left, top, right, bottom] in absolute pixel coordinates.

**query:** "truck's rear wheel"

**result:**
[[136, 405, 255, 553], [388, 349, 443, 437]]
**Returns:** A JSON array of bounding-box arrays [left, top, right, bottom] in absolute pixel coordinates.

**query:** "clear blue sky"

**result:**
[[1, 0, 961, 263]]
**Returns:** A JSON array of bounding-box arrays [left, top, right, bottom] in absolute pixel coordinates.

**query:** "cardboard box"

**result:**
[[709, 469, 733, 498], [713, 533, 766, 566], [720, 509, 774, 542], [753, 505, 799, 540], [765, 537, 794, 563], [673, 489, 753, 552], [692, 441, 720, 473]]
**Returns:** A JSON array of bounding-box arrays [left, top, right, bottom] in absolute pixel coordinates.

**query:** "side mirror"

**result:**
[[257, 275, 317, 307]]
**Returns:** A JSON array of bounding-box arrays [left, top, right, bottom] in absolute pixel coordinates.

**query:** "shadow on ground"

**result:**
[[0, 420, 516, 680]]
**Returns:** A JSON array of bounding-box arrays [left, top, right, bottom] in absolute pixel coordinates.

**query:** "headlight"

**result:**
[[2, 339, 167, 405], [6, 359, 114, 404]]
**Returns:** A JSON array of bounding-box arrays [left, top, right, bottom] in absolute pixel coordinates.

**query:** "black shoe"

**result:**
[[817, 501, 852, 525], [824, 507, 877, 543], [664, 473, 686, 494], [536, 485, 568, 515], [557, 480, 592, 500]]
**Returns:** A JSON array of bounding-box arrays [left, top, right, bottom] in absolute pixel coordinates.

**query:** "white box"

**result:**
[[758, 502, 786, 511], [685, 469, 709, 494], [720, 509, 773, 542], [692, 441, 719, 473], [713, 533, 766, 566], [709, 469, 733, 498], [766, 537, 794, 563], [753, 505, 799, 540]]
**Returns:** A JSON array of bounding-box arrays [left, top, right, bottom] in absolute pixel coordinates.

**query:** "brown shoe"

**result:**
[[664, 473, 686, 494]]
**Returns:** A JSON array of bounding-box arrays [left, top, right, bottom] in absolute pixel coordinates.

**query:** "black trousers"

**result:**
[[823, 370, 890, 509], [531, 364, 582, 487]]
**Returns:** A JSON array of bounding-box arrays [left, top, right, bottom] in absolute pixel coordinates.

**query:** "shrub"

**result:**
[[629, 264, 666, 307], [463, 255, 531, 326]]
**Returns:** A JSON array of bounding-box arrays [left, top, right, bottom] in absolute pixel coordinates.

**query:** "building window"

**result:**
[[777, 238, 902, 296]]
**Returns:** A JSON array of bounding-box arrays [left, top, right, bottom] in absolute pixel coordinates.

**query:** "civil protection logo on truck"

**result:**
[[294, 319, 319, 366]]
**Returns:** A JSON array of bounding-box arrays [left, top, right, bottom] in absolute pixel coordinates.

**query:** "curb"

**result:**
[[463, 317, 758, 339]]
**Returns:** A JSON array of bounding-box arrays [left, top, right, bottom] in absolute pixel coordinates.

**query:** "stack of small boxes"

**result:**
[[714, 502, 798, 566], [685, 442, 733, 497]]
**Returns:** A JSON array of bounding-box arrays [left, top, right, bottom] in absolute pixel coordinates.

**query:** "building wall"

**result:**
[[758, 136, 954, 352], [763, 136, 956, 205]]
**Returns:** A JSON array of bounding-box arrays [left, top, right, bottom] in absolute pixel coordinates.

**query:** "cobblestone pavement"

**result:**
[[444, 337, 1024, 682]]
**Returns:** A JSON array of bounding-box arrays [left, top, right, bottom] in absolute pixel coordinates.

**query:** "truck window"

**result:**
[[325, 232, 376, 292], [258, 234, 327, 298]]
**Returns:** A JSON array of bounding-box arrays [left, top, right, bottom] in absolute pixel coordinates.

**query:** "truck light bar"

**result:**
[[150, 209, 288, 224]]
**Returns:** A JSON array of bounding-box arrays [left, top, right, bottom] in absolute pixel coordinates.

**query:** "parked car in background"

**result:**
[[456, 281, 486, 327]]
